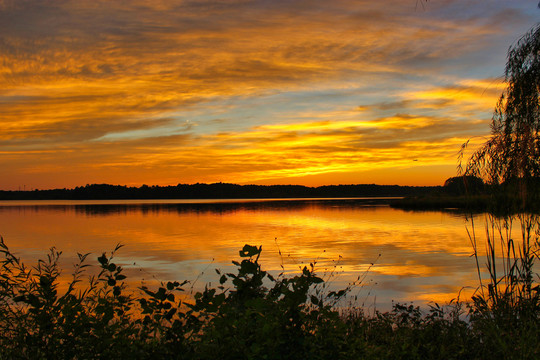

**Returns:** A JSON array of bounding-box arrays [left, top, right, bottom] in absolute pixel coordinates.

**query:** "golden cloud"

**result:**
[[0, 0, 527, 188]]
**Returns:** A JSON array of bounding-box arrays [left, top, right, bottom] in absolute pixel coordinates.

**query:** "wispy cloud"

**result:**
[[0, 0, 535, 188]]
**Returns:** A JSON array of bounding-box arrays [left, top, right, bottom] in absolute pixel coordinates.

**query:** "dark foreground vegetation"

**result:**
[[1, 240, 538, 360]]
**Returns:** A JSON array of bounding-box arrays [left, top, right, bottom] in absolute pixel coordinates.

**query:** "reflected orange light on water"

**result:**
[[0, 200, 487, 310]]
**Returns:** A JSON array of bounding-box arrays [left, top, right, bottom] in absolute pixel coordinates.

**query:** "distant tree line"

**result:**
[[0, 183, 441, 200], [442, 176, 486, 196]]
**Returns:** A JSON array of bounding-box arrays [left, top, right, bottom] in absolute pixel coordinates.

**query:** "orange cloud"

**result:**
[[0, 0, 531, 189]]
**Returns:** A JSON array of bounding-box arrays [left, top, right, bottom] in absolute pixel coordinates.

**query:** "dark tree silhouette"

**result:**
[[462, 25, 540, 188], [443, 176, 484, 196]]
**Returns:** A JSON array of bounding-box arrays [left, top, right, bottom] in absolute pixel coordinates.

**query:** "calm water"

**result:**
[[0, 198, 483, 310]]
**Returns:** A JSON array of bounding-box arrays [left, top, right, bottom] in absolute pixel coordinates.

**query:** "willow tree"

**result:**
[[462, 25, 540, 209], [461, 26, 540, 329]]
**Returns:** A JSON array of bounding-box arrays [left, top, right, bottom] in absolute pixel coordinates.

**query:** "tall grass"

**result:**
[[457, 23, 540, 359], [465, 212, 540, 358]]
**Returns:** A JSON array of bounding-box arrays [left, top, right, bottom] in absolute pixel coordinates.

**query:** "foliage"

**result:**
[[465, 213, 540, 359], [458, 23, 540, 360], [443, 176, 485, 196], [461, 24, 540, 211], [1, 237, 538, 359]]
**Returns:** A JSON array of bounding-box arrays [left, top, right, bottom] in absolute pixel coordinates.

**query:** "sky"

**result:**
[[1, 0, 538, 190]]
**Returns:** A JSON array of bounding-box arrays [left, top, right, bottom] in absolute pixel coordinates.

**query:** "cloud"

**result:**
[[406, 79, 505, 111], [0, 0, 533, 188]]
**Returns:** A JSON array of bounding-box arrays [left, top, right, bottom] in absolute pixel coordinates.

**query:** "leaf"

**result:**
[[97, 254, 108, 266], [240, 259, 258, 274], [165, 308, 177, 320], [141, 287, 155, 297], [216, 292, 225, 302], [239, 244, 261, 258], [156, 287, 167, 300], [13, 295, 26, 303]]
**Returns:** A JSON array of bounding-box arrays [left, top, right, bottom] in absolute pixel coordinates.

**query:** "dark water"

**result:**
[[0, 198, 482, 310]]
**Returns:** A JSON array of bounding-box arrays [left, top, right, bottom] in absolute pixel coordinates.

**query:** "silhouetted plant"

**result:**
[[0, 238, 538, 359], [461, 24, 540, 211], [459, 24, 540, 360]]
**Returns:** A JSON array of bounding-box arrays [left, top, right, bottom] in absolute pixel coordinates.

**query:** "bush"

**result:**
[[0, 238, 538, 359]]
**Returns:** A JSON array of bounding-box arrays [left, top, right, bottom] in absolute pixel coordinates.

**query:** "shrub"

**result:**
[[0, 238, 538, 359]]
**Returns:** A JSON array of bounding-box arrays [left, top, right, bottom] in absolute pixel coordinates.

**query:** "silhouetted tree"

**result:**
[[443, 176, 485, 196], [461, 25, 540, 209]]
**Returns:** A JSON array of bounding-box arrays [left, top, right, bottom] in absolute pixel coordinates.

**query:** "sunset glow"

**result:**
[[0, 201, 485, 308], [0, 0, 536, 189]]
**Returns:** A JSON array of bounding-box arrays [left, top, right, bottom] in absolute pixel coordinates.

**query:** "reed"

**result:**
[[459, 23, 540, 359], [465, 213, 540, 358]]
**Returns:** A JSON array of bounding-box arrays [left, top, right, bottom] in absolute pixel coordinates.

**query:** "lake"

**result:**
[[0, 198, 484, 311]]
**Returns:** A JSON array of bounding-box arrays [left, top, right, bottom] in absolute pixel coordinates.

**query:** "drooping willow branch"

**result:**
[[461, 25, 540, 189]]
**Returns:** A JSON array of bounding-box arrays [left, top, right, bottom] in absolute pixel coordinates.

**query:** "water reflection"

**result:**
[[0, 199, 480, 310], [0, 198, 398, 216]]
